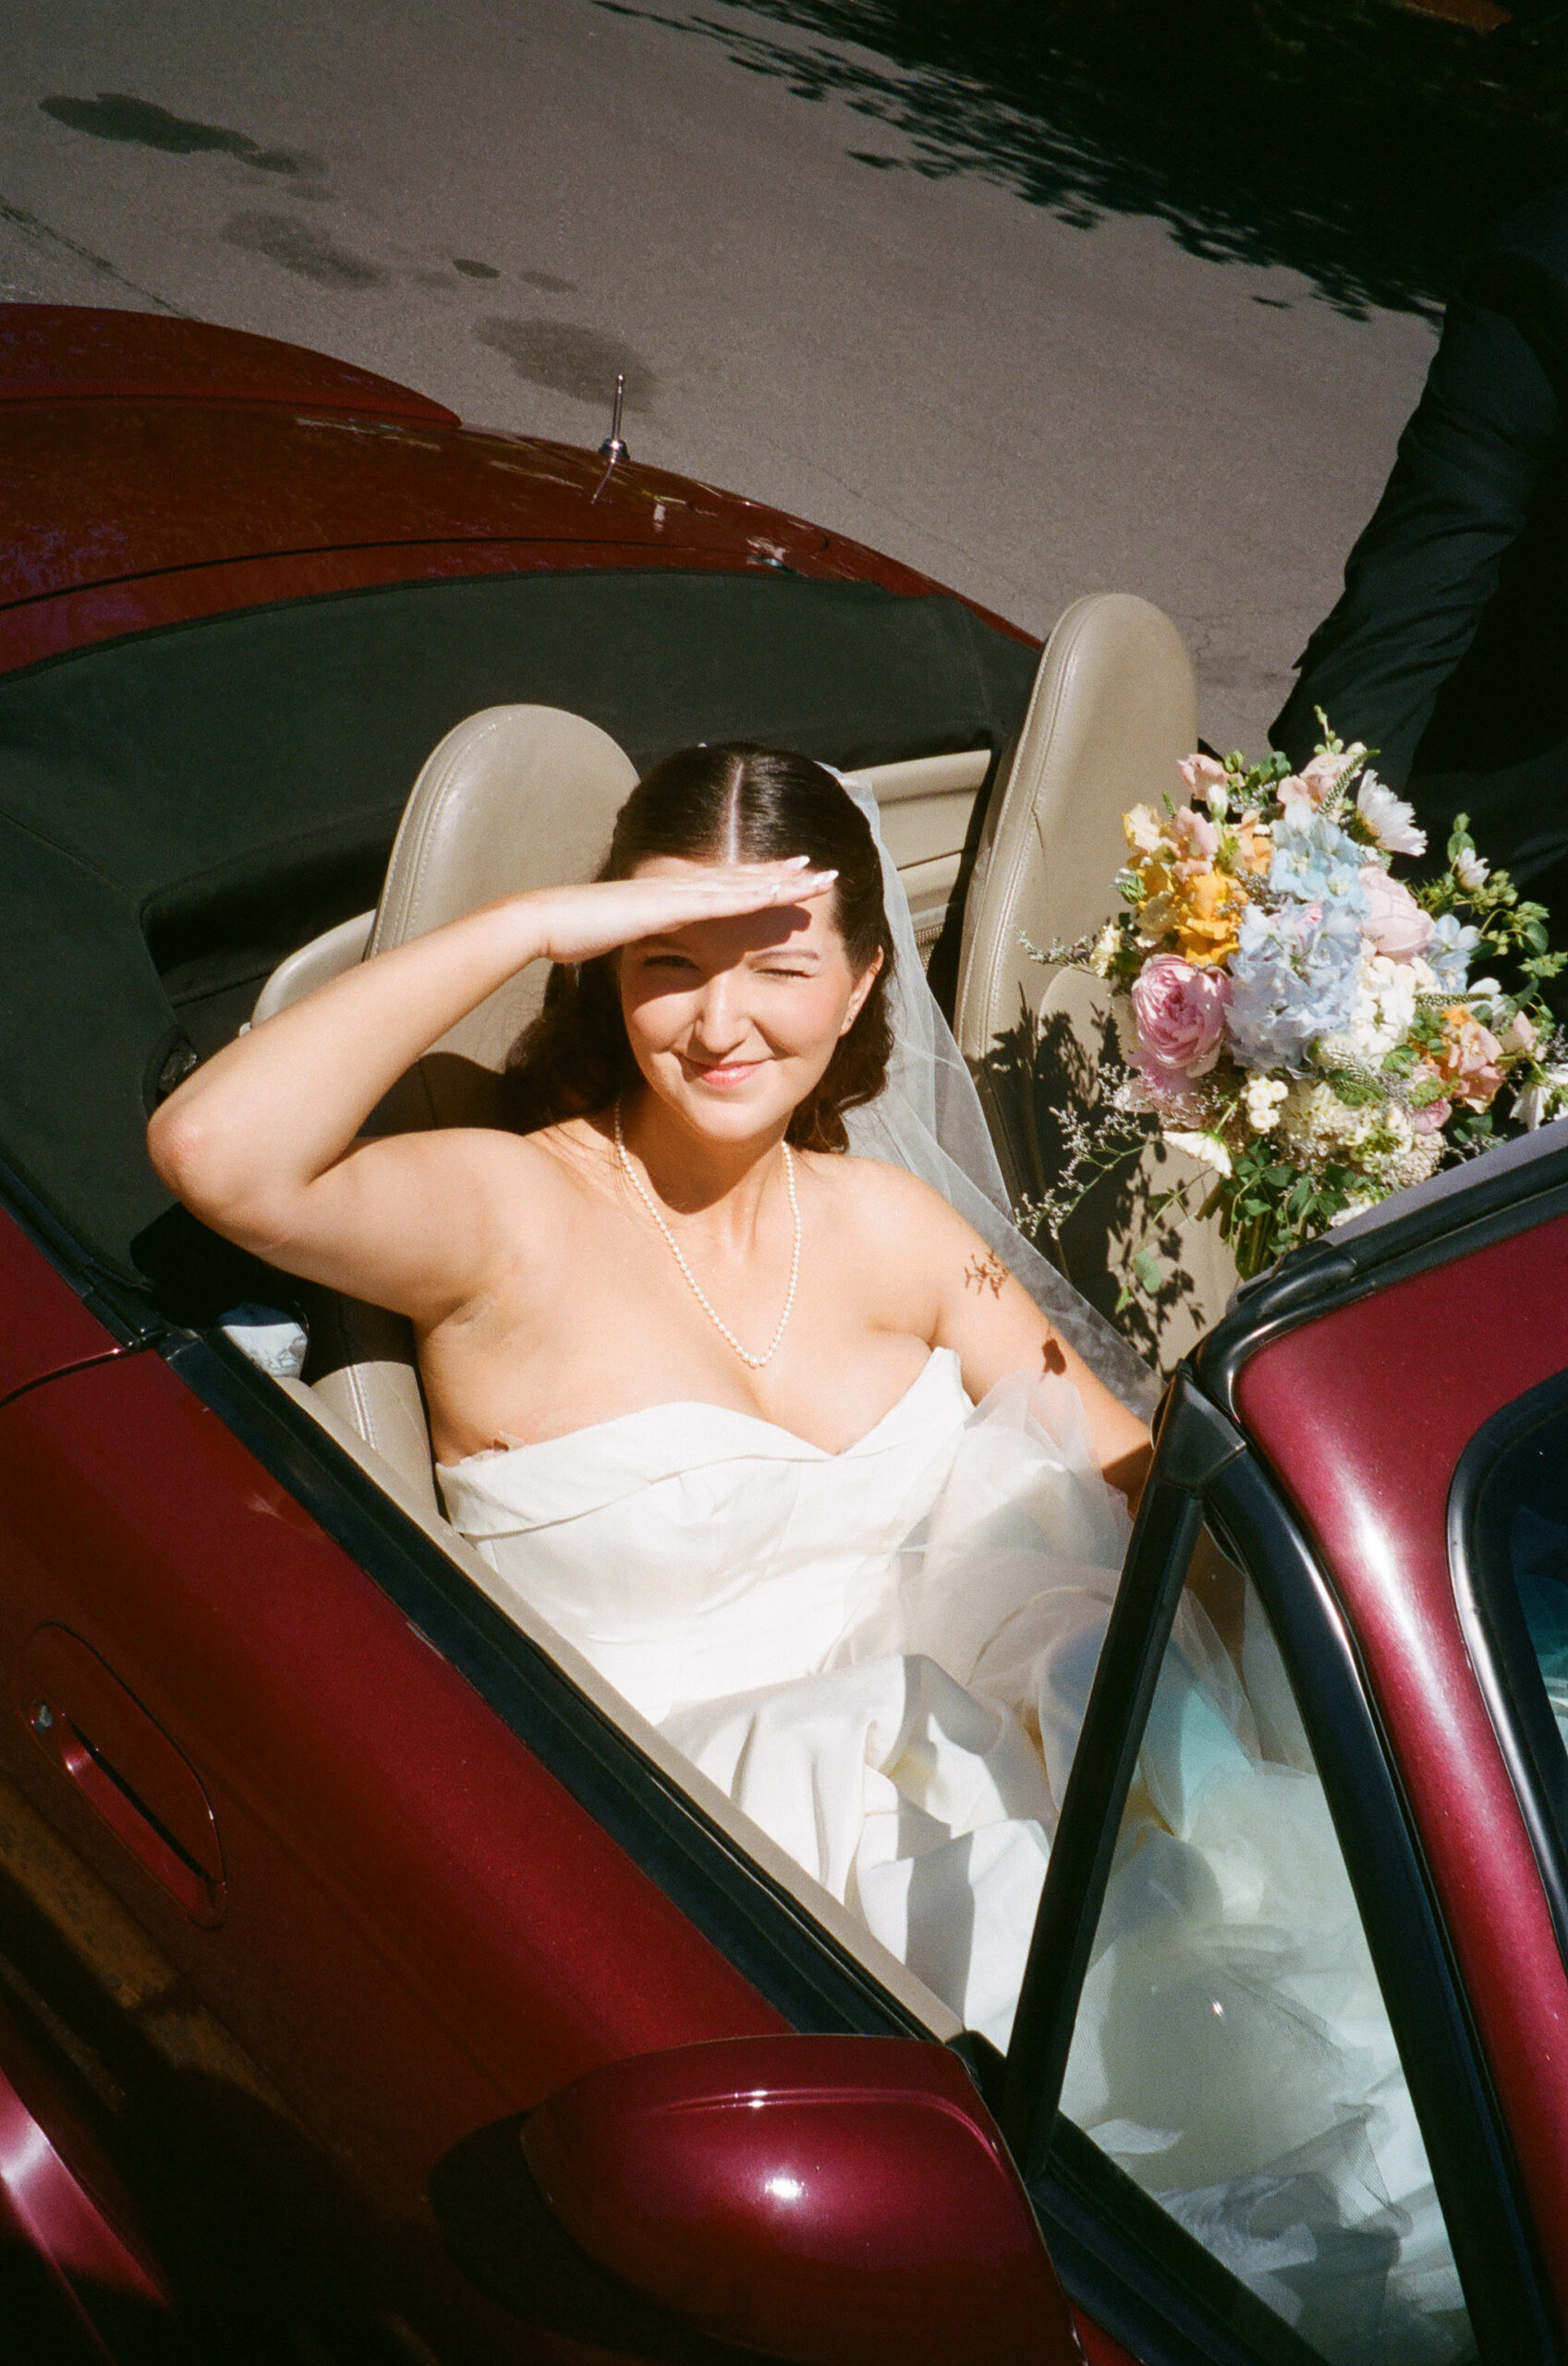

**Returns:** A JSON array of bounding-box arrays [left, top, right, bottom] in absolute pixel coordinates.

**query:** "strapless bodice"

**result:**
[[437, 1348, 970, 1723]]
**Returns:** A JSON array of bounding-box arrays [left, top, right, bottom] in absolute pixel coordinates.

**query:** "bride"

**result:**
[[149, 742, 1149, 2045]]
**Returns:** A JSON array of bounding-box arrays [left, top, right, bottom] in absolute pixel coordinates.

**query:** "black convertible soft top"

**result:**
[[0, 567, 1035, 1291]]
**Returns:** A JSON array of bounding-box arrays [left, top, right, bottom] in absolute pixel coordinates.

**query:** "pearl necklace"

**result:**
[[613, 1100, 800, 1371]]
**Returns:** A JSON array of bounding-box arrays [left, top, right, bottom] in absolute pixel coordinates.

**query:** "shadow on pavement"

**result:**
[[602, 0, 1568, 318]]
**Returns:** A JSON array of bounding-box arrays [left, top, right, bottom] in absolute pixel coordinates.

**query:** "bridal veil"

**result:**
[[833, 771, 1158, 1419]]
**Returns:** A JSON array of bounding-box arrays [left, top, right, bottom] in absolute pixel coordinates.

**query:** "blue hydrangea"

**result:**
[[1427, 912, 1480, 991], [1268, 806, 1369, 913], [1227, 897, 1366, 1073]]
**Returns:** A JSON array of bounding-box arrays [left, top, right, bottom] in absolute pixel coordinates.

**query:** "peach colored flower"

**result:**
[[1178, 753, 1228, 796], [1304, 747, 1362, 794], [1169, 805, 1221, 879], [1277, 746, 1365, 811], [1123, 804, 1164, 857], [1234, 815, 1273, 876], [1432, 1006, 1506, 1112], [1502, 1009, 1538, 1056]]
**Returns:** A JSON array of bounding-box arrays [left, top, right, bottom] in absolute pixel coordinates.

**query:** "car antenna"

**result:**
[[599, 372, 627, 465]]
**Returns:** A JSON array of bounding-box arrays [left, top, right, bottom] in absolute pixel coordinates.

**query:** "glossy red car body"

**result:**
[[0, 304, 1010, 681], [1236, 1217, 1568, 2300], [3, 304, 1567, 2366]]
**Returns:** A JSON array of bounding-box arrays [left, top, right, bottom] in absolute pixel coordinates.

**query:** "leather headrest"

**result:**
[[370, 704, 638, 1081]]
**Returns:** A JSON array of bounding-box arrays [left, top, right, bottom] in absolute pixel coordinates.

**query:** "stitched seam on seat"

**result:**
[[397, 712, 510, 947], [980, 604, 1087, 1021], [344, 1356, 379, 1453]]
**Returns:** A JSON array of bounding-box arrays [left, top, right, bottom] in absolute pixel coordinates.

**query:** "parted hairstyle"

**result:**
[[504, 743, 896, 1152]]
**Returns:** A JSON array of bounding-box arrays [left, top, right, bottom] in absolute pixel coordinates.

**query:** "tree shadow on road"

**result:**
[[601, 0, 1567, 320]]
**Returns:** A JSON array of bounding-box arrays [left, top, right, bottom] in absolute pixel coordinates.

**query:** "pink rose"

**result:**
[[1359, 867, 1434, 961], [1409, 1079, 1452, 1135], [1130, 955, 1231, 1096]]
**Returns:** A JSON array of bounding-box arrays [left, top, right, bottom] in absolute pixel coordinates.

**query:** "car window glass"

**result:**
[[1059, 1526, 1477, 2366], [1476, 1406, 1568, 1750]]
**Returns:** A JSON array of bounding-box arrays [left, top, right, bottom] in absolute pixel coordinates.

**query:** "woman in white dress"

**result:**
[[151, 741, 1478, 2352], [149, 744, 1149, 2043]]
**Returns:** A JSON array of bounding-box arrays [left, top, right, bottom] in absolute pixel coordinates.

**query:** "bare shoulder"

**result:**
[[378, 1116, 606, 1255], [801, 1152, 978, 1257]]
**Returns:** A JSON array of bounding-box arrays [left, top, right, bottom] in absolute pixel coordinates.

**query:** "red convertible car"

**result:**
[[1, 305, 1566, 2366]]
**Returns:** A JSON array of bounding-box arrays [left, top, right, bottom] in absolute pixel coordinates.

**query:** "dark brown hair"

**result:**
[[504, 744, 895, 1152]]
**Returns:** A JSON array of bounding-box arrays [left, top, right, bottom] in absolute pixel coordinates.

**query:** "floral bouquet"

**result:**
[[1031, 718, 1568, 1294]]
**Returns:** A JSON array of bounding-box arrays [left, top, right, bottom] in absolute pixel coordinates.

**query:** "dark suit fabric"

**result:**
[[1272, 187, 1568, 917]]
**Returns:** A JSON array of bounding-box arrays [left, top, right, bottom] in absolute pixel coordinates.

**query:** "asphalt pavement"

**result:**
[[0, 0, 1440, 752]]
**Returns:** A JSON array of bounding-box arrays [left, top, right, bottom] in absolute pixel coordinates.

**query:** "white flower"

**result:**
[[1166, 1128, 1233, 1177], [1088, 921, 1121, 978], [1111, 1073, 1158, 1116], [1244, 1076, 1288, 1131], [1512, 1065, 1568, 1131], [1355, 771, 1427, 857], [1454, 848, 1490, 892], [1335, 951, 1418, 1062]]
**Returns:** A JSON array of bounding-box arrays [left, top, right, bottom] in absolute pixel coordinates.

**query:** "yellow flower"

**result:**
[[1170, 867, 1244, 966]]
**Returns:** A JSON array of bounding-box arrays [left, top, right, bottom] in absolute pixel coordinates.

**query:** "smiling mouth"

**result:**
[[688, 1058, 763, 1088]]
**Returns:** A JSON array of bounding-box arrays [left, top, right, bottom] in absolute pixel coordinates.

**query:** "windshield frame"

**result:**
[[1451, 1365, 1568, 1971]]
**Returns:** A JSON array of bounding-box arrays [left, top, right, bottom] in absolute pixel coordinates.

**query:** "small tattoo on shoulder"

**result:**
[[963, 1251, 1006, 1298]]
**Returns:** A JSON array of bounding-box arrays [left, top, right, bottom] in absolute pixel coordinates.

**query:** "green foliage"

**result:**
[[1318, 1067, 1384, 1107], [1214, 1140, 1361, 1277]]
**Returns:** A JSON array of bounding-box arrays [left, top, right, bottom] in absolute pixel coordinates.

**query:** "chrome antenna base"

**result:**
[[599, 371, 628, 463]]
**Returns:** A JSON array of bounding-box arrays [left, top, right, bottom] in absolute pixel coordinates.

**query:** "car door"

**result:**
[[0, 1204, 833, 2362], [14, 1193, 1120, 2365], [996, 1372, 1555, 2366]]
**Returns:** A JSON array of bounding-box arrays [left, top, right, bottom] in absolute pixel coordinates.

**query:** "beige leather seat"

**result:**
[[953, 593, 1237, 1371], [255, 704, 638, 1511]]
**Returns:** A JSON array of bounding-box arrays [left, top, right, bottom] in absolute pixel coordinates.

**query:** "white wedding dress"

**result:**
[[439, 1347, 1131, 2049], [429, 774, 1471, 2357]]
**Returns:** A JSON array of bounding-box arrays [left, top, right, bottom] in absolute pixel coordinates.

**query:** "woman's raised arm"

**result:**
[[148, 860, 836, 1323]]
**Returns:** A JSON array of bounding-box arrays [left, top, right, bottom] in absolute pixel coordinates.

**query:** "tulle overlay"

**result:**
[[440, 1349, 1128, 2046], [1064, 1590, 1472, 2363], [443, 1356, 1470, 2353], [831, 770, 1161, 1420]]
